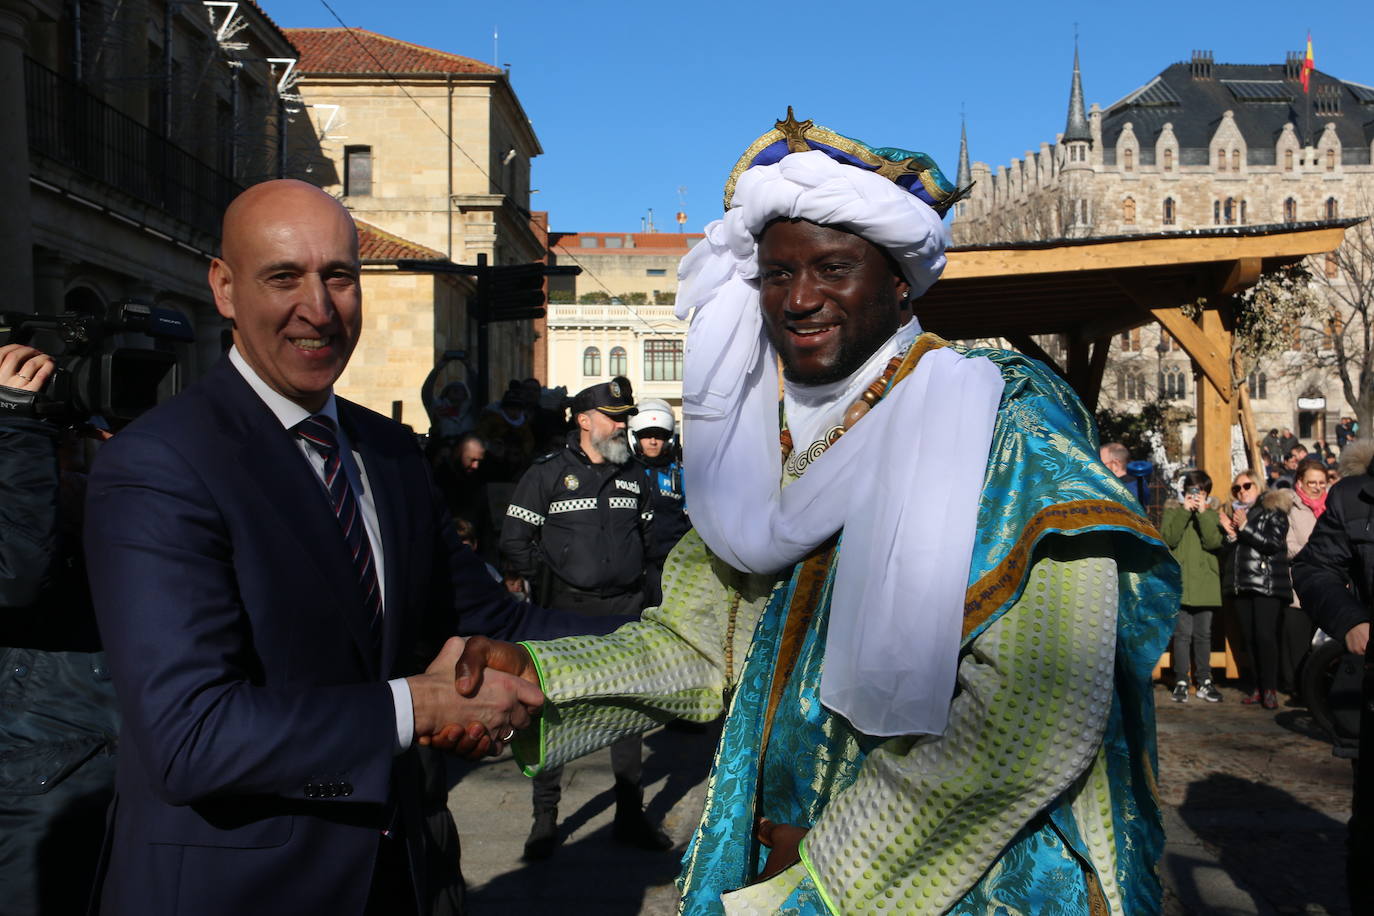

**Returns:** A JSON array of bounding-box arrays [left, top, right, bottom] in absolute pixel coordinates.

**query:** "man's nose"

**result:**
[[783, 275, 824, 317], [297, 274, 334, 323]]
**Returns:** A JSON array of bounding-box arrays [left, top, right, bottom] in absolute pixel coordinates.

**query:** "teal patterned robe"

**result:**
[[514, 342, 1179, 914]]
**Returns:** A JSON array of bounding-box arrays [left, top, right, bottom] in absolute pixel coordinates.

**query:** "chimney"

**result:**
[[1285, 51, 1301, 81], [1190, 50, 1213, 80]]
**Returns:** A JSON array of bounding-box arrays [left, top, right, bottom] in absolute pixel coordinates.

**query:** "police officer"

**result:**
[[629, 399, 690, 607], [499, 378, 670, 858]]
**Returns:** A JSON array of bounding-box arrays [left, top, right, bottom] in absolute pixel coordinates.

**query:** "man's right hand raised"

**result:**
[[454, 635, 539, 697]]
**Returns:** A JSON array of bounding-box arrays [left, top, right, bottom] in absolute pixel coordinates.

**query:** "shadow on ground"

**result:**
[[1176, 772, 1348, 915]]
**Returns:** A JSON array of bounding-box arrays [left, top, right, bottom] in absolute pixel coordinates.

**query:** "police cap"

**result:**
[[571, 377, 637, 419]]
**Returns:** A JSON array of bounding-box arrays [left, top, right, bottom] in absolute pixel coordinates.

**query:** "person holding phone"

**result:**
[[1161, 470, 1225, 702]]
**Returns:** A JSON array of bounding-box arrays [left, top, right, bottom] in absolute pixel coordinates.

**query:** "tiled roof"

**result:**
[[1102, 61, 1374, 151], [284, 28, 501, 76], [356, 219, 447, 261]]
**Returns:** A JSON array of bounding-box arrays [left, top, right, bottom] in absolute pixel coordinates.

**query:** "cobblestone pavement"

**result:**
[[1156, 681, 1353, 916], [446, 685, 1356, 914]]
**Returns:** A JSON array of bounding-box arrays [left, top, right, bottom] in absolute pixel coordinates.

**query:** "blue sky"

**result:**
[[274, 0, 1372, 233]]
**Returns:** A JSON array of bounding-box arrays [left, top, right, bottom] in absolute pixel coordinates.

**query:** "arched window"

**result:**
[[1239, 200, 1247, 224], [1327, 148, 1336, 172], [1163, 148, 1174, 172], [1326, 197, 1339, 219], [1159, 365, 1188, 400], [1231, 149, 1241, 171], [1163, 197, 1176, 225], [1284, 197, 1297, 222], [1117, 370, 1147, 401], [1217, 149, 1226, 171], [582, 346, 601, 376], [1122, 196, 1136, 224], [1285, 149, 1294, 171], [1124, 149, 1134, 172], [1248, 371, 1268, 400], [1213, 200, 1221, 225], [1223, 198, 1235, 224], [608, 346, 627, 376]]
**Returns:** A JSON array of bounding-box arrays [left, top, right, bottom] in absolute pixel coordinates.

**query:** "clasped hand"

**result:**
[[406, 636, 543, 759]]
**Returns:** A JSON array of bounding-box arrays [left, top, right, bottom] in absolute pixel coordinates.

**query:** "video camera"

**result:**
[[0, 301, 194, 426]]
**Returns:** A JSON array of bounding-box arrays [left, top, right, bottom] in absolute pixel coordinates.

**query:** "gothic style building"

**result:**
[[952, 48, 1374, 449]]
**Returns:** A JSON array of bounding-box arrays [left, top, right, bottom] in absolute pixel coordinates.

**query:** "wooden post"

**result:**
[[1194, 305, 1234, 484]]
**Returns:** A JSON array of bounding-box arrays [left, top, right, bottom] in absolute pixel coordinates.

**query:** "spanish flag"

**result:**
[[1301, 32, 1314, 93]]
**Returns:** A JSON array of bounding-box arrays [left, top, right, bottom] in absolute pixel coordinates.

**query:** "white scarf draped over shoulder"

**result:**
[[674, 150, 1004, 737]]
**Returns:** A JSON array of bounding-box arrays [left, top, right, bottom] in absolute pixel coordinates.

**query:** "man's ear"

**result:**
[[895, 275, 912, 311], [575, 411, 592, 432], [209, 258, 235, 322]]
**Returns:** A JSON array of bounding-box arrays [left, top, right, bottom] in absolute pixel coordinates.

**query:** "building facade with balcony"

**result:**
[[10, 0, 303, 379], [543, 231, 702, 413], [283, 27, 544, 420]]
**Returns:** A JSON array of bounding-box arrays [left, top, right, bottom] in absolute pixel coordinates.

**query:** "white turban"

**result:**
[[674, 150, 1004, 737]]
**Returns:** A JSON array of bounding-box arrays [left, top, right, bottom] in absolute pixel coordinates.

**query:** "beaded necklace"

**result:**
[[780, 352, 907, 476]]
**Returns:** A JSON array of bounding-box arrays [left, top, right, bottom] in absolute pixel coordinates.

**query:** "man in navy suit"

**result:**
[[84, 180, 572, 915]]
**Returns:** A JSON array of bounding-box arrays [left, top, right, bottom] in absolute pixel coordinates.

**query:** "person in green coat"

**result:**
[[1162, 469, 1226, 703]]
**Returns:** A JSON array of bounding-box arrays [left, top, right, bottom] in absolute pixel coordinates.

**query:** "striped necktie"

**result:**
[[295, 414, 383, 659]]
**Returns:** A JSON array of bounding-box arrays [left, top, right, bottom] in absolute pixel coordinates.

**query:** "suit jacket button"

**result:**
[[340, 783, 353, 796]]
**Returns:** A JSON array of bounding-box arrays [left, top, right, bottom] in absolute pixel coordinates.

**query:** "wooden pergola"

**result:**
[[926, 220, 1356, 487], [922, 219, 1355, 678]]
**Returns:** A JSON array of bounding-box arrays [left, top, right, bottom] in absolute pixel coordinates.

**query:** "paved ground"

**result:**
[[445, 683, 1355, 915]]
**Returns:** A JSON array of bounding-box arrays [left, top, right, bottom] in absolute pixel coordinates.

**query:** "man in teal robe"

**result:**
[[457, 115, 1179, 915]]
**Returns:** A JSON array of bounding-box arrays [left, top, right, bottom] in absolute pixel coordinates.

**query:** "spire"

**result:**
[[1064, 41, 1091, 143], [956, 117, 971, 188]]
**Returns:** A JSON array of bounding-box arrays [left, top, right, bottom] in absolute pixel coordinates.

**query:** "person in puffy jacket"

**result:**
[[1220, 471, 1292, 710]]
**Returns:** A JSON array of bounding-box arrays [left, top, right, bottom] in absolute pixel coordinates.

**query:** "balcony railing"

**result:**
[[25, 57, 241, 239], [546, 302, 684, 327]]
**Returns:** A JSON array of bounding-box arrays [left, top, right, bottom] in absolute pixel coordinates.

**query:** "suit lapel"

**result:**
[[215, 361, 382, 680]]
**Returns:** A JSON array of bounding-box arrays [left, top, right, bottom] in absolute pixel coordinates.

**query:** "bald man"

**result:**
[[83, 180, 577, 915]]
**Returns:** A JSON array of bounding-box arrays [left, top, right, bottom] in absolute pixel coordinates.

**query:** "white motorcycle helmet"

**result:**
[[629, 399, 675, 440]]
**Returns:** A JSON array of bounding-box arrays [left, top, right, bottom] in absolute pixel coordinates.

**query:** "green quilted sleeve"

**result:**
[[512, 530, 778, 775], [796, 553, 1121, 914]]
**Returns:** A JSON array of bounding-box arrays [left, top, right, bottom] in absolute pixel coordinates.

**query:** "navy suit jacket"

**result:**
[[84, 357, 609, 915]]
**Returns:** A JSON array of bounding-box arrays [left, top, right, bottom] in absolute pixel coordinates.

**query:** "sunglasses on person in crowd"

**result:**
[[1231, 482, 1256, 495]]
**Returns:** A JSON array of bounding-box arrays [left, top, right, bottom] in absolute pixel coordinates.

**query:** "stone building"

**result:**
[[543, 231, 702, 413], [953, 47, 1374, 448], [284, 27, 545, 422], [8, 0, 302, 380]]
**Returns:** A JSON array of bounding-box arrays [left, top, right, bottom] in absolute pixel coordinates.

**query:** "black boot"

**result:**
[[612, 780, 672, 851], [523, 806, 559, 860]]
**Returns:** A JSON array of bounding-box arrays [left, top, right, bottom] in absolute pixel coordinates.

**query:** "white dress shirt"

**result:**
[[228, 347, 415, 750]]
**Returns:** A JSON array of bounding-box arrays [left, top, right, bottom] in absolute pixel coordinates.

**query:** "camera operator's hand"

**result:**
[[0, 344, 54, 393]]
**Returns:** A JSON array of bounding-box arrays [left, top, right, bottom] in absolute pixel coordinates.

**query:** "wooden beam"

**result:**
[[1195, 307, 1235, 484], [1220, 257, 1263, 295], [1082, 334, 1112, 412], [1110, 275, 1233, 400], [1004, 333, 1067, 379], [1238, 383, 1265, 475], [1147, 307, 1233, 402], [943, 224, 1350, 280], [1066, 335, 1091, 398]]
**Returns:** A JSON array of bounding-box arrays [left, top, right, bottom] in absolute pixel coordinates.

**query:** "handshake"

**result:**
[[406, 636, 540, 758]]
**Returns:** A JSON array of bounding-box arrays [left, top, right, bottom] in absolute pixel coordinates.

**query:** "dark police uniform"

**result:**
[[500, 435, 652, 617], [497, 379, 670, 857]]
